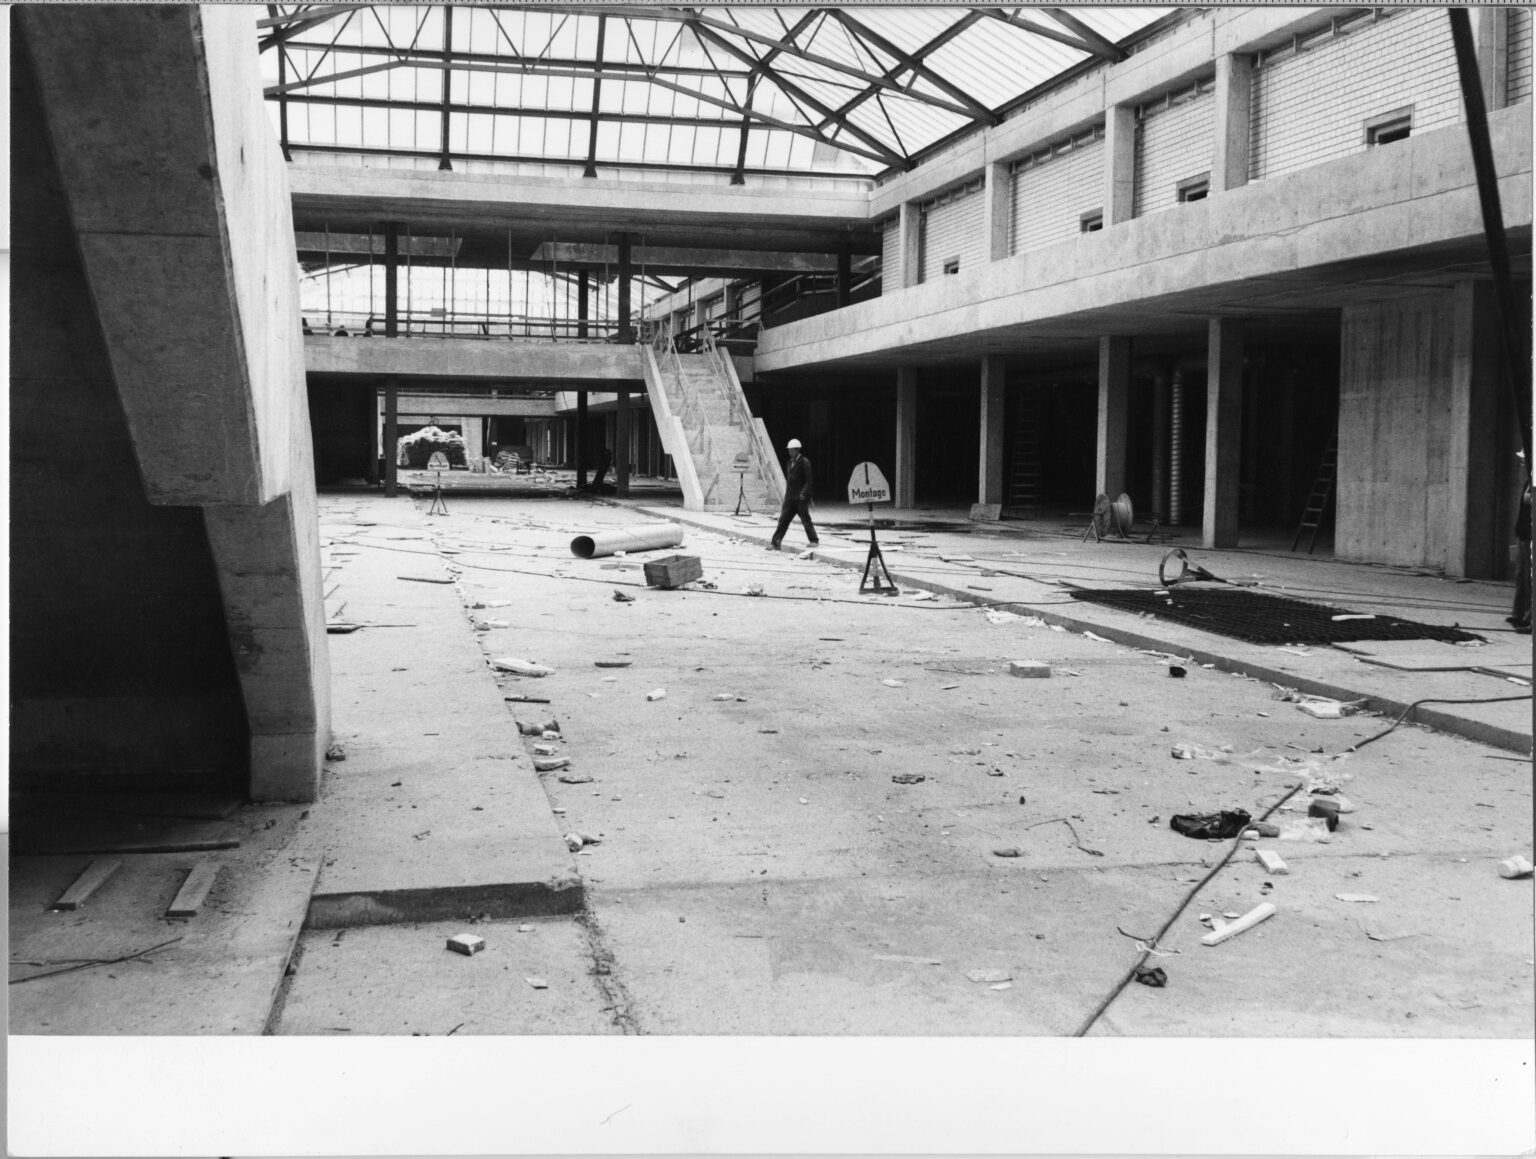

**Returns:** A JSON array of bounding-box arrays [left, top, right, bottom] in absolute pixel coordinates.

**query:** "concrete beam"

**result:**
[[979, 355, 1007, 505], [389, 395, 559, 418], [1096, 336, 1133, 498], [532, 241, 839, 276], [305, 335, 646, 383], [1203, 318, 1244, 548], [895, 367, 918, 507]]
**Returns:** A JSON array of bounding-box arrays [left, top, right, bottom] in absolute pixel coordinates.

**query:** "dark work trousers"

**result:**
[[773, 497, 818, 546]]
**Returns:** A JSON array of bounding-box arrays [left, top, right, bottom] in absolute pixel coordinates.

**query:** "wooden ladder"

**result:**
[[1007, 388, 1042, 513], [1291, 433, 1339, 554]]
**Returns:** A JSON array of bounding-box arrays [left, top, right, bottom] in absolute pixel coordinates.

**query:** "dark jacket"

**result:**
[[785, 453, 813, 502]]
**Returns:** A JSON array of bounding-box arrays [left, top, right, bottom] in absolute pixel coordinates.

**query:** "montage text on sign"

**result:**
[[847, 461, 892, 505]]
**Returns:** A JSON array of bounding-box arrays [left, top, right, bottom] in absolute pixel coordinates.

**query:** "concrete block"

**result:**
[[446, 933, 485, 956], [1255, 849, 1290, 875], [1009, 661, 1052, 678]]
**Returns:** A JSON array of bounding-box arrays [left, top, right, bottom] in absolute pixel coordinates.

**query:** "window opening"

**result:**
[[1080, 210, 1104, 232], [1176, 173, 1210, 203], [1365, 107, 1414, 146]]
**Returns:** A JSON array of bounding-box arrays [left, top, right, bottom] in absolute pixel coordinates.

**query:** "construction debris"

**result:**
[[992, 847, 1022, 858], [1169, 810, 1252, 839], [1498, 855, 1534, 879], [1200, 902, 1275, 946], [595, 660, 632, 668], [646, 688, 667, 702], [446, 934, 485, 956], [1133, 964, 1168, 988], [965, 967, 1012, 983], [525, 976, 549, 989], [557, 773, 593, 784], [1008, 661, 1051, 678], [53, 859, 122, 911], [492, 657, 555, 677], [613, 590, 635, 602], [534, 756, 570, 772], [1255, 850, 1290, 875], [517, 719, 560, 736], [1334, 893, 1380, 903], [892, 773, 926, 785]]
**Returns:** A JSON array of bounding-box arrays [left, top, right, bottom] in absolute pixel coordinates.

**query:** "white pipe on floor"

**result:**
[[570, 523, 685, 559]]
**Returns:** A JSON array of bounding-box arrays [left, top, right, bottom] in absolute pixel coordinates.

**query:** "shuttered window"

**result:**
[[918, 179, 984, 283], [1510, 7, 1533, 105], [1008, 128, 1105, 256], [1133, 82, 1214, 217], [1249, 8, 1462, 182], [880, 216, 901, 293], [738, 282, 761, 323]]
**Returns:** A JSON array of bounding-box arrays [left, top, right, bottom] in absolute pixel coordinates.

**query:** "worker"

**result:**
[[770, 438, 819, 551]]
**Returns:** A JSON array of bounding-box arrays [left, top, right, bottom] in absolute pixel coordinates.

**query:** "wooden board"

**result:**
[[642, 553, 703, 590], [53, 859, 122, 910], [166, 862, 221, 918]]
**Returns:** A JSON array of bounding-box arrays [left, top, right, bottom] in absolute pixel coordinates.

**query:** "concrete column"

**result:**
[[1474, 7, 1509, 112], [383, 378, 399, 497], [1447, 279, 1504, 576], [836, 248, 852, 307], [983, 160, 1011, 261], [725, 281, 742, 320], [575, 391, 589, 487], [617, 233, 633, 343], [1203, 319, 1245, 548], [1105, 105, 1137, 225], [1096, 336, 1133, 498], [895, 366, 918, 508], [978, 355, 1007, 507], [1212, 53, 1253, 193], [615, 387, 631, 496], [1151, 369, 1171, 520], [578, 271, 590, 340], [384, 222, 400, 337], [898, 200, 922, 289]]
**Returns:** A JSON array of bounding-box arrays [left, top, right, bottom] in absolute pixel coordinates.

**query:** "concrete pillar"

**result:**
[[383, 380, 400, 497], [384, 222, 400, 337], [983, 161, 1011, 261], [578, 271, 590, 340], [978, 355, 1007, 506], [1105, 105, 1137, 225], [1447, 279, 1504, 576], [898, 200, 922, 289], [576, 391, 589, 486], [836, 249, 852, 308], [1151, 369, 1171, 520], [1096, 336, 1133, 498], [1474, 7, 1509, 112], [617, 233, 633, 343], [895, 366, 918, 508], [1203, 319, 1245, 548], [1212, 54, 1253, 193], [615, 387, 631, 496]]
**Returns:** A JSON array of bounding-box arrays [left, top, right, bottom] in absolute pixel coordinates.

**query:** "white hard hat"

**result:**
[[787, 438, 802, 449]]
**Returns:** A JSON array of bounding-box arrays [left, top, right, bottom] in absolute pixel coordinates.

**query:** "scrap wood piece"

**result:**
[[165, 862, 221, 919], [52, 859, 122, 911], [397, 575, 454, 584], [27, 839, 240, 857], [1200, 902, 1276, 946]]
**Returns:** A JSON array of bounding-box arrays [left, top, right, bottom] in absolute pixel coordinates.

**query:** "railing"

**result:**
[[304, 310, 622, 343]]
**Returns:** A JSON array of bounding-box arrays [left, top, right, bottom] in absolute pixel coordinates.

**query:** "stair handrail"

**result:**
[[708, 340, 784, 506]]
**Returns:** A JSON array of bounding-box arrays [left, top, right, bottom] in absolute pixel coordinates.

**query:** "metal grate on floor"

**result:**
[[1067, 586, 1485, 645]]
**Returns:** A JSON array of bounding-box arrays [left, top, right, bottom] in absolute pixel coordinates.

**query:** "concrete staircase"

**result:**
[[642, 343, 784, 513]]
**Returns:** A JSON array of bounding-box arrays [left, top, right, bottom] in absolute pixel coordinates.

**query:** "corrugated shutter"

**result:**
[[918, 181, 984, 282], [1509, 7, 1533, 105], [1249, 8, 1463, 182], [880, 217, 900, 293], [1009, 134, 1104, 256], [738, 282, 761, 323], [1133, 85, 1214, 217], [705, 295, 724, 321]]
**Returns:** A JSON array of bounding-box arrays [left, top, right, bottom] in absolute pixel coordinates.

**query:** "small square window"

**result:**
[[1366, 108, 1413, 146], [1177, 174, 1210, 203], [943, 258, 960, 275], [1080, 210, 1104, 233]]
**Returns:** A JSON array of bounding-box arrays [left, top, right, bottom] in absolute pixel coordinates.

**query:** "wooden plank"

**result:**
[[166, 862, 221, 918], [53, 858, 122, 910]]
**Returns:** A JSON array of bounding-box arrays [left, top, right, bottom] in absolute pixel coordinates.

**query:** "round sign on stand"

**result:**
[[847, 462, 896, 594]]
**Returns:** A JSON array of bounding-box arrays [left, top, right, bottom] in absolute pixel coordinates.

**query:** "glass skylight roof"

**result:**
[[259, 6, 1177, 180]]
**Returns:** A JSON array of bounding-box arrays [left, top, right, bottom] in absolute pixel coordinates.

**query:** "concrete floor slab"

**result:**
[[8, 810, 316, 1034], [273, 915, 618, 1036]]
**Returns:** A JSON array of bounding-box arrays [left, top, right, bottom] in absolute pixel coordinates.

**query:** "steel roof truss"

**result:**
[[829, 9, 998, 125]]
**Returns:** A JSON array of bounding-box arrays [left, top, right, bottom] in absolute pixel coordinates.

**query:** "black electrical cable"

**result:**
[[1072, 781, 1306, 1038], [1342, 693, 1533, 753]]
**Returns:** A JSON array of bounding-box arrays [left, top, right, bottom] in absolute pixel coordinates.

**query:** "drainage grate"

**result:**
[[1067, 586, 1484, 645]]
